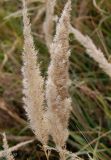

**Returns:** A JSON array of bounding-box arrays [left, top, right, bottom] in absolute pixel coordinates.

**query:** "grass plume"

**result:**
[[22, 0, 48, 144], [70, 26, 111, 78], [46, 0, 72, 149], [43, 0, 56, 49], [2, 133, 15, 160]]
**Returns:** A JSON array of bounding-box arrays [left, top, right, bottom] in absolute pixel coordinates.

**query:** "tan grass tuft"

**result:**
[[43, 0, 56, 49], [22, 0, 48, 144], [46, 0, 72, 149], [2, 133, 15, 160], [70, 26, 111, 78]]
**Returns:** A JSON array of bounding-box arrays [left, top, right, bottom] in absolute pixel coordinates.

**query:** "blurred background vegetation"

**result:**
[[0, 0, 111, 159]]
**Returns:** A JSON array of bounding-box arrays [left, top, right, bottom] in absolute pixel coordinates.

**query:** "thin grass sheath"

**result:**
[[70, 26, 111, 78], [46, 0, 72, 149], [22, 0, 48, 145], [43, 0, 56, 49]]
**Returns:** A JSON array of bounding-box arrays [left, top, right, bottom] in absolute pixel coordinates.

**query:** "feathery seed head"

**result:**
[[70, 26, 111, 78], [46, 0, 72, 148], [22, 0, 48, 144], [2, 133, 15, 160], [43, 0, 56, 49]]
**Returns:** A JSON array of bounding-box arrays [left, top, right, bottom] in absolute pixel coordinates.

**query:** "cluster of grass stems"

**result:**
[[0, 0, 111, 160]]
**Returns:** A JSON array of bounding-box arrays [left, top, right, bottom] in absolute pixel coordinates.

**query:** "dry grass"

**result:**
[[0, 0, 111, 159]]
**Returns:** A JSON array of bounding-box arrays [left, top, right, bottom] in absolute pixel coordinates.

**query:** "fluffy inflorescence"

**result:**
[[70, 26, 111, 78], [43, 0, 56, 49], [21, 0, 81, 159], [2, 133, 15, 160], [22, 0, 48, 144], [46, 0, 72, 148]]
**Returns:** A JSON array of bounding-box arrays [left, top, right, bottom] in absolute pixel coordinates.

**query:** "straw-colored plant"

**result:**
[[2, 133, 15, 160], [43, 0, 56, 49], [21, 0, 77, 159], [22, 0, 48, 145], [70, 26, 111, 78], [46, 0, 71, 149], [2, 0, 110, 159], [45, 0, 72, 159]]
